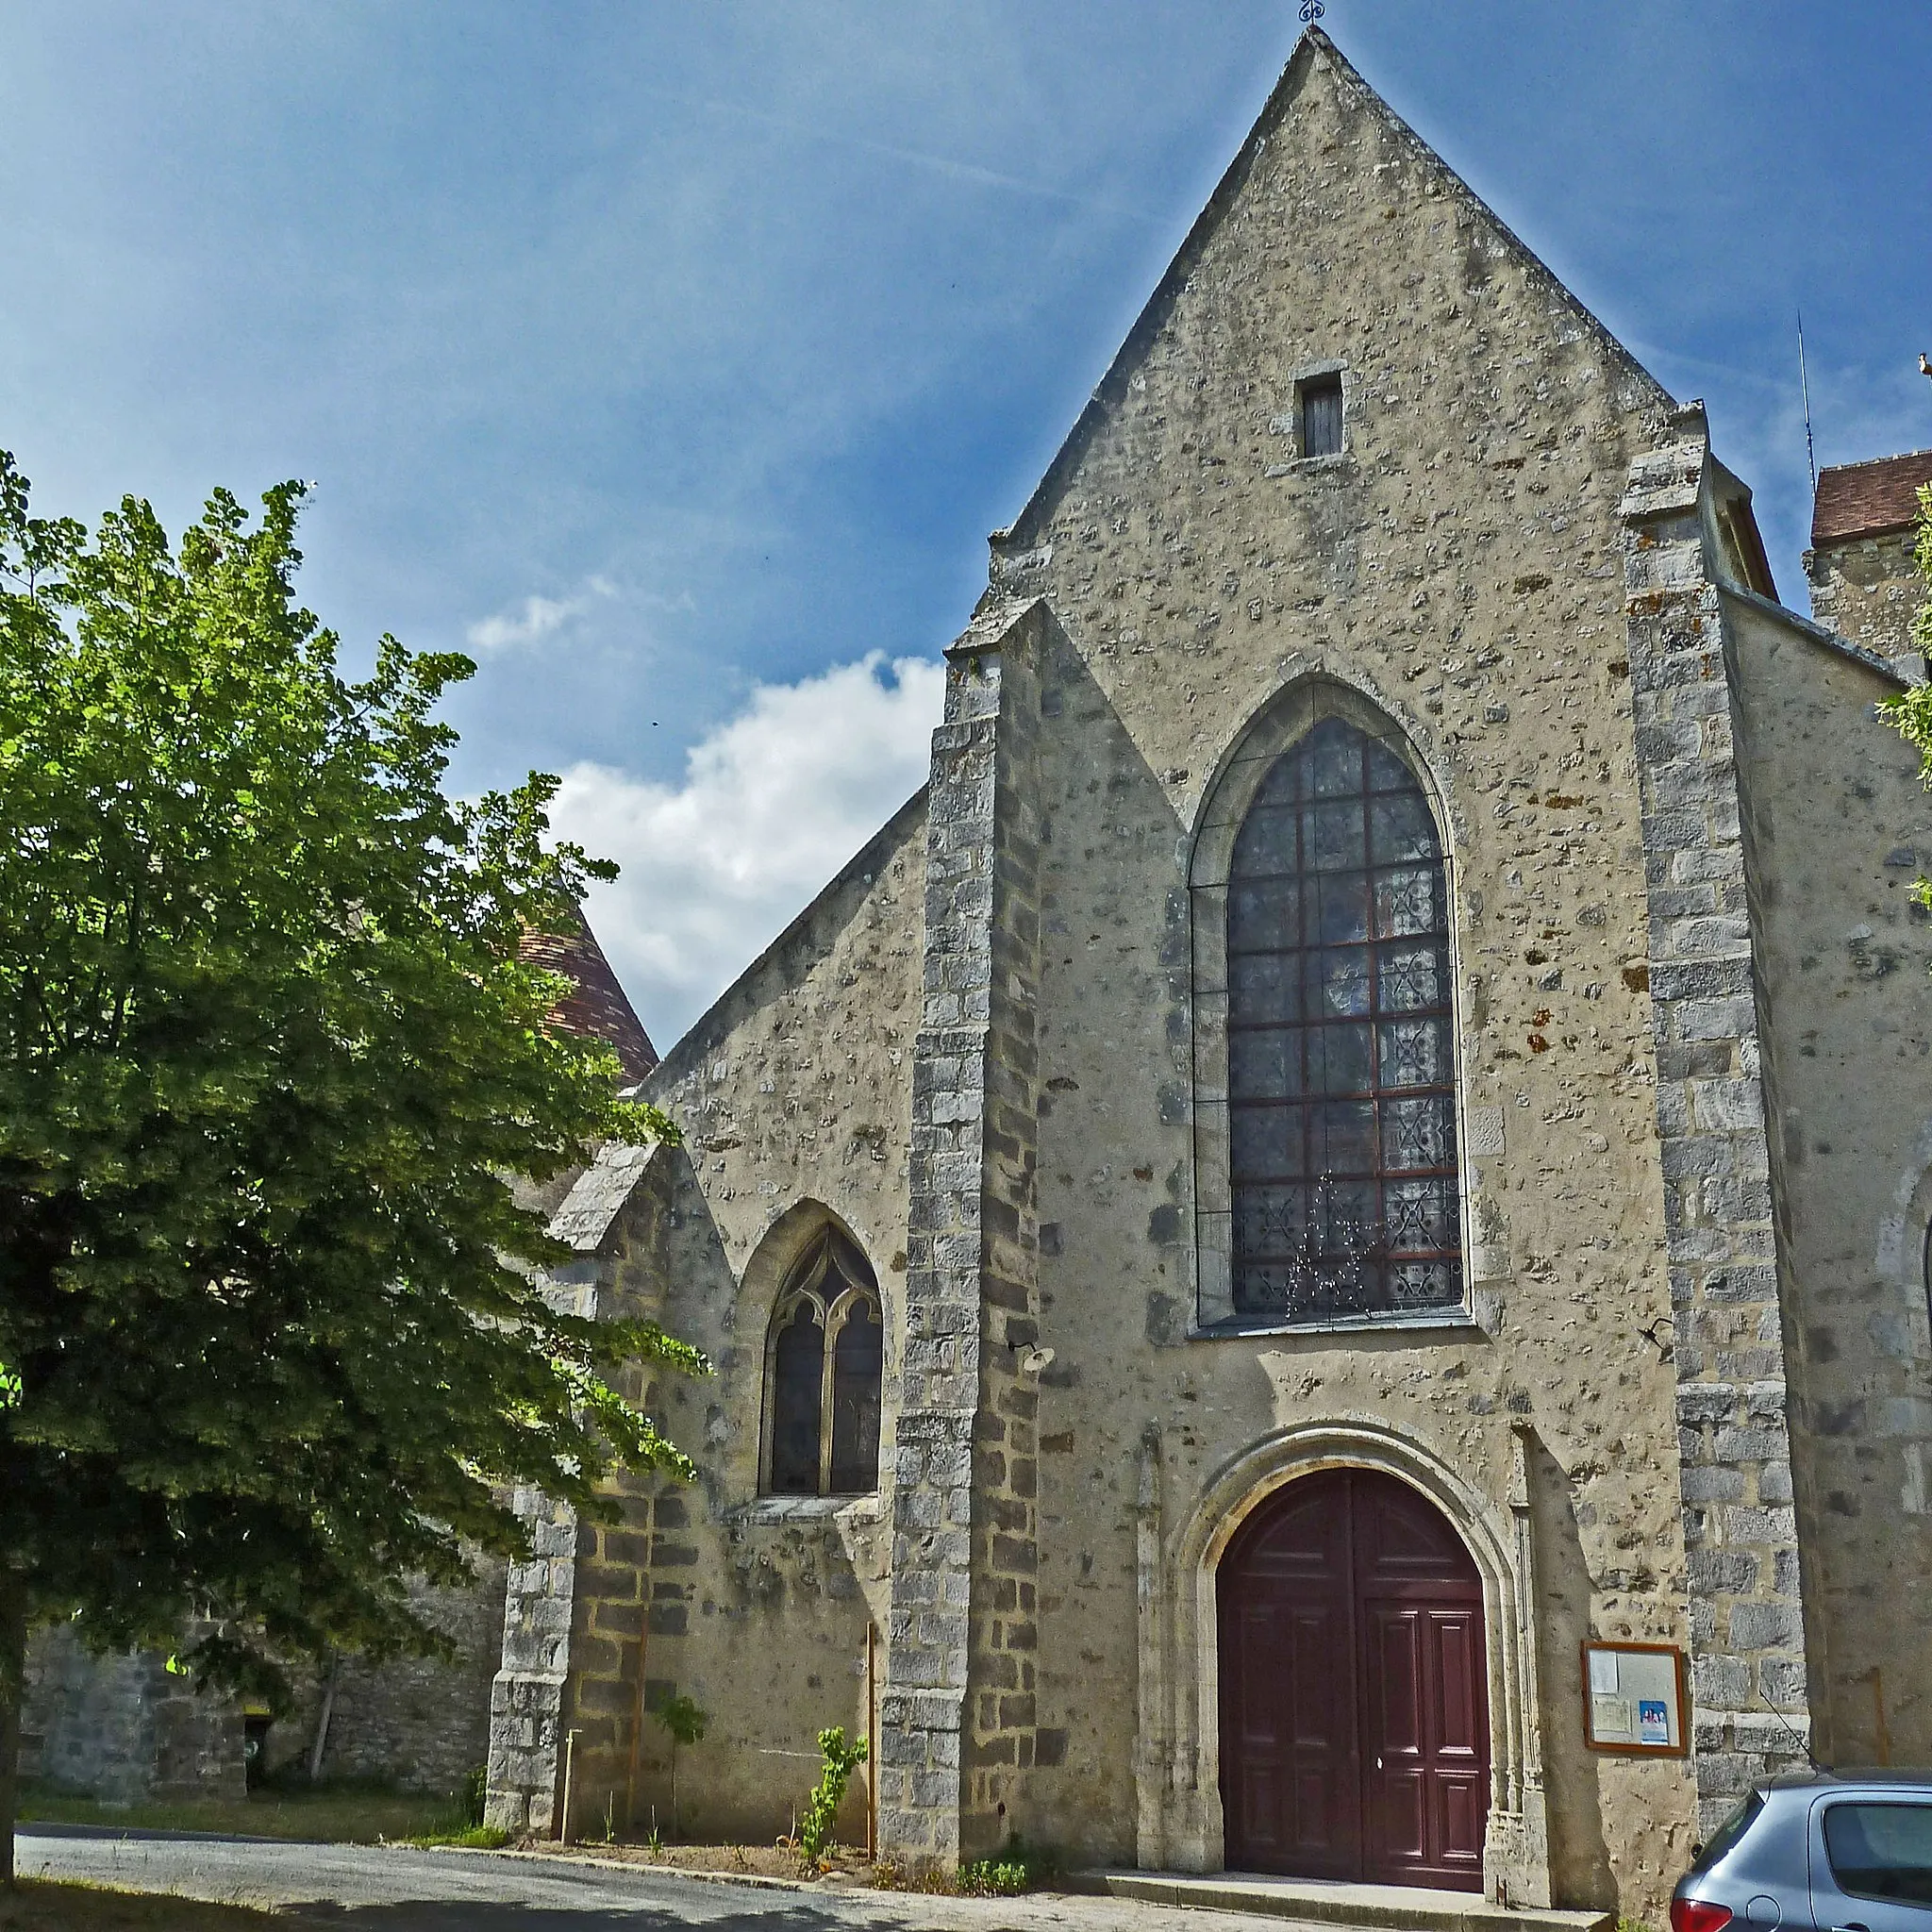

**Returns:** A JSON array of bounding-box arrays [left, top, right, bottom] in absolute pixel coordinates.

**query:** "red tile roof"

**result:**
[[1812, 449, 1932, 545], [519, 907, 658, 1085]]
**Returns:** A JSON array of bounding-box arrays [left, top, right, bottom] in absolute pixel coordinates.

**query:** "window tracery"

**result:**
[[762, 1225, 882, 1496], [1226, 714, 1461, 1321]]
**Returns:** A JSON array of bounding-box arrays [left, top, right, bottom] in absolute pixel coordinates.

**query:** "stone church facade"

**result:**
[[20, 30, 1932, 1925], [471, 30, 1932, 1920], [475, 30, 1932, 1916]]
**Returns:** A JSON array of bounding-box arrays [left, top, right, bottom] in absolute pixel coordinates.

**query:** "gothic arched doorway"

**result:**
[[1217, 1466, 1490, 1890]]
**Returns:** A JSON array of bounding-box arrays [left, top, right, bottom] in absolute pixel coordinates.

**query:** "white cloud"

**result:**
[[466, 577, 617, 655], [548, 651, 945, 1049]]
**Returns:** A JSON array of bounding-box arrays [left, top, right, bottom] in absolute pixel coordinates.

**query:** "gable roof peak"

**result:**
[[998, 24, 1672, 552]]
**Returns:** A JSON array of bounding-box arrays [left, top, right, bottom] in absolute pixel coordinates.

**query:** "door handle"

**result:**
[[1832, 1922, 1870, 1930]]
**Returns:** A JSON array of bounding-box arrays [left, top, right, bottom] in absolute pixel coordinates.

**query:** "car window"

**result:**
[[1824, 1803, 1932, 1907], [1692, 1791, 1766, 1873]]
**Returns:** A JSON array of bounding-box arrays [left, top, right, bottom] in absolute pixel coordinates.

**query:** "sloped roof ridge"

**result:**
[[1821, 446, 1932, 475], [1005, 26, 1674, 550], [1718, 580, 1907, 690], [548, 1137, 660, 1255], [643, 782, 930, 1096]]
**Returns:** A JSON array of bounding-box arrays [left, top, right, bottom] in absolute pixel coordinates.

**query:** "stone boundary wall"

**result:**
[[21, 1628, 242, 1802], [1621, 428, 1814, 1832], [270, 1569, 506, 1794]]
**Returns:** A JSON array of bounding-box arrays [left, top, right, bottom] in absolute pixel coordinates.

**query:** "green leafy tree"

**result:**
[[1882, 486, 1932, 894], [0, 454, 704, 1884]]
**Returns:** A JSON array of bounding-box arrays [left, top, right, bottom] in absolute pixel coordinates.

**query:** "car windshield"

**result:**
[[1691, 1790, 1766, 1873], [1824, 1803, 1932, 1907]]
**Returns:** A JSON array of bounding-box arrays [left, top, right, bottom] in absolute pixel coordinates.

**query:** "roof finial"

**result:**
[[1300, 0, 1325, 22]]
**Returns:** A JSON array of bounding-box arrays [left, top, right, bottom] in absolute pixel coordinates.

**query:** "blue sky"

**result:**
[[5, 3, 1927, 1042]]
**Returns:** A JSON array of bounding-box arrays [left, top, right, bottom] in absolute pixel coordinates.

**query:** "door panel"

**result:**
[[1294, 1773, 1336, 1851], [1239, 1764, 1282, 1858], [1219, 1469, 1490, 1890], [1237, 1607, 1278, 1746], [1436, 1613, 1480, 1757], [1218, 1469, 1360, 1878], [1384, 1773, 1427, 1861], [1375, 1609, 1424, 1757], [1442, 1776, 1486, 1866]]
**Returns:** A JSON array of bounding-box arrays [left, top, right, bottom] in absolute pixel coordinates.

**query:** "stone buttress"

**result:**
[[485, 1145, 660, 1839], [877, 598, 1049, 1863], [1621, 422, 1817, 1832]]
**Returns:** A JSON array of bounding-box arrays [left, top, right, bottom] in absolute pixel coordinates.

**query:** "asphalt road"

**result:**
[[19, 1826, 1298, 1932]]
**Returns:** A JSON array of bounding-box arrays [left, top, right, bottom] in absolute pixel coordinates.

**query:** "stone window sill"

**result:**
[[728, 1494, 882, 1525], [1263, 452, 1352, 480], [1189, 1307, 1486, 1342]]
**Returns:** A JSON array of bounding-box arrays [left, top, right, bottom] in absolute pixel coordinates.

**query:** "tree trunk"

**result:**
[[0, 1567, 25, 1890], [307, 1657, 340, 1784]]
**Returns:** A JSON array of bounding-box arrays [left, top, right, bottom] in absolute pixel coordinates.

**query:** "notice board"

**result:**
[[1580, 1641, 1688, 1756]]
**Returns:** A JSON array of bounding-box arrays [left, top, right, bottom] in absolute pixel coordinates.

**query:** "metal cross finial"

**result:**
[[1300, 0, 1325, 20]]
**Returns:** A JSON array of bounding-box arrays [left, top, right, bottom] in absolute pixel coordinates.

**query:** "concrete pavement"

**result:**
[[19, 1826, 1327, 1931]]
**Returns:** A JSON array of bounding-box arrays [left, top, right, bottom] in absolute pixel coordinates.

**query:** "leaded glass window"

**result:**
[[1226, 716, 1460, 1322], [763, 1226, 882, 1495]]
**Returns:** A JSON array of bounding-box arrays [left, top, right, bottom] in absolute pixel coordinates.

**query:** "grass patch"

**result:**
[[18, 1779, 473, 1845], [0, 1879, 283, 1929], [397, 1823, 511, 1850], [871, 1837, 1059, 1897]]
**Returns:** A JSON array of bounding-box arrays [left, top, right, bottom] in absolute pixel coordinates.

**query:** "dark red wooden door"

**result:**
[[1217, 1471, 1362, 1877], [1218, 1468, 1490, 1890]]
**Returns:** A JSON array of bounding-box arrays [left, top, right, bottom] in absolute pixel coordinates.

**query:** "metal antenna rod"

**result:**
[[1798, 308, 1817, 496], [1758, 1688, 1827, 1775]]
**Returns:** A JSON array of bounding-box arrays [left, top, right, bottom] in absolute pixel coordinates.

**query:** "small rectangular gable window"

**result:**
[[1300, 372, 1343, 458]]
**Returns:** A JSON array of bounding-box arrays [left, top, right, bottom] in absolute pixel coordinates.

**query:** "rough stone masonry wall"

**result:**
[[1807, 527, 1926, 682], [963, 32, 1705, 1915], [1722, 586, 1932, 1770], [609, 800, 921, 1843], [267, 1569, 506, 1794], [1619, 438, 1813, 1832], [541, 1156, 887, 1847], [23, 1626, 242, 1802], [490, 797, 926, 1843], [485, 1485, 582, 1836]]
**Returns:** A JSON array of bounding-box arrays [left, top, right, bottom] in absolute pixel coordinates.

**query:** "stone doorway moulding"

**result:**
[[1136, 1419, 1553, 1907]]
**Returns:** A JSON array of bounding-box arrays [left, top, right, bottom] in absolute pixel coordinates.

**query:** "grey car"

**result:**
[[1674, 1774, 1932, 1932]]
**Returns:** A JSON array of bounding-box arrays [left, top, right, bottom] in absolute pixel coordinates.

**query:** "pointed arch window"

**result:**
[[762, 1226, 883, 1496], [1226, 715, 1461, 1322]]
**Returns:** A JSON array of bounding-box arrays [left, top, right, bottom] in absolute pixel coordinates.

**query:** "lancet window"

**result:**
[[1225, 715, 1461, 1322], [763, 1225, 883, 1496]]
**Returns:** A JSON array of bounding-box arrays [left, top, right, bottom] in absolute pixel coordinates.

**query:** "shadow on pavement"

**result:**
[[23, 1821, 321, 1845], [284, 1903, 882, 1931]]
